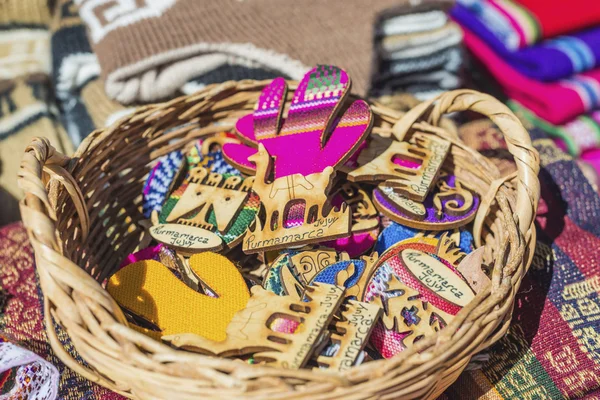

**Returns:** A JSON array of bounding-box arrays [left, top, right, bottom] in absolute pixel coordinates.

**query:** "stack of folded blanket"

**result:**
[[371, 0, 464, 100], [452, 0, 600, 174]]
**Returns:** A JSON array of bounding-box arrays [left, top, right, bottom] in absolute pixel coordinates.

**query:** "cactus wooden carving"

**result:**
[[222, 65, 372, 178]]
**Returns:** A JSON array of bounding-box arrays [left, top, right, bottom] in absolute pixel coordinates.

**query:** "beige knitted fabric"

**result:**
[[0, 0, 73, 225], [74, 0, 429, 104]]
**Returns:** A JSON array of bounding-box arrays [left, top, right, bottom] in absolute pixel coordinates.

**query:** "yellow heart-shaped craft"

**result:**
[[107, 252, 249, 341]]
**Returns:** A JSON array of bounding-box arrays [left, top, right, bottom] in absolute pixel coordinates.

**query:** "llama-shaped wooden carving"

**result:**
[[223, 65, 372, 253], [243, 144, 351, 253], [348, 132, 451, 201]]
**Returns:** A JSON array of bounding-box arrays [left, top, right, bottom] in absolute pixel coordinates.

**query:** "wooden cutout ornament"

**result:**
[[334, 183, 379, 233], [242, 145, 352, 253], [107, 252, 249, 341], [362, 235, 476, 357], [262, 253, 305, 300], [165, 283, 345, 369], [262, 248, 346, 299], [369, 275, 446, 358], [348, 132, 450, 201], [263, 249, 379, 302], [225, 66, 373, 253], [261, 250, 381, 370], [308, 253, 380, 301], [373, 173, 480, 231], [222, 65, 373, 178], [149, 224, 223, 254], [159, 166, 259, 248], [374, 222, 475, 257], [315, 300, 382, 371]]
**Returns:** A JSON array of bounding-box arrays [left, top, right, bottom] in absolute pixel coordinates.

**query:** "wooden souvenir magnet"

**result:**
[[165, 283, 345, 369], [314, 300, 382, 371], [222, 65, 373, 178], [159, 166, 259, 248], [373, 173, 480, 231], [262, 253, 304, 300], [322, 182, 381, 257], [289, 248, 350, 284], [348, 132, 450, 201], [307, 253, 380, 301], [370, 274, 446, 357], [334, 182, 379, 234], [361, 236, 476, 358], [242, 145, 352, 253]]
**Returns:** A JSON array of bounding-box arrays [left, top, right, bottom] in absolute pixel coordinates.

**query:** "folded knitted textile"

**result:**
[[441, 122, 600, 399], [461, 25, 600, 125], [456, 0, 600, 50], [73, 0, 421, 104], [51, 0, 282, 146], [0, 0, 73, 225], [453, 2, 600, 81], [372, 2, 462, 100], [508, 101, 600, 157], [51, 0, 132, 146]]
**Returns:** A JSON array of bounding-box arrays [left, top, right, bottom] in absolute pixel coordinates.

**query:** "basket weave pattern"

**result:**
[[18, 85, 540, 399]]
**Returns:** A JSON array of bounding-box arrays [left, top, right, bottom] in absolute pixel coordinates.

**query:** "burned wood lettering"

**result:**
[[315, 300, 382, 371], [401, 249, 474, 307], [149, 223, 223, 252], [348, 133, 450, 201]]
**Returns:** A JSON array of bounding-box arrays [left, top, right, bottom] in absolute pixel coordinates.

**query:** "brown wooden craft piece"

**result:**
[[149, 223, 223, 254], [456, 247, 490, 294], [164, 283, 345, 369], [290, 248, 351, 284], [372, 275, 446, 349], [373, 173, 480, 231], [348, 132, 450, 201], [243, 145, 351, 253], [315, 300, 382, 371], [166, 166, 254, 234], [334, 183, 379, 234]]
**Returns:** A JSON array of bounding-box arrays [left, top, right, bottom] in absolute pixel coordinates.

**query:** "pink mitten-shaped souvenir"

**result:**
[[223, 65, 372, 178]]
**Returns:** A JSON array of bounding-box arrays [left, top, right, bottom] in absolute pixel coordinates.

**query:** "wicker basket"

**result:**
[[18, 85, 540, 399]]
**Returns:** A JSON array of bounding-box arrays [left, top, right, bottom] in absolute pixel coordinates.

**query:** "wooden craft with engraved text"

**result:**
[[243, 145, 351, 253], [348, 132, 450, 201]]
